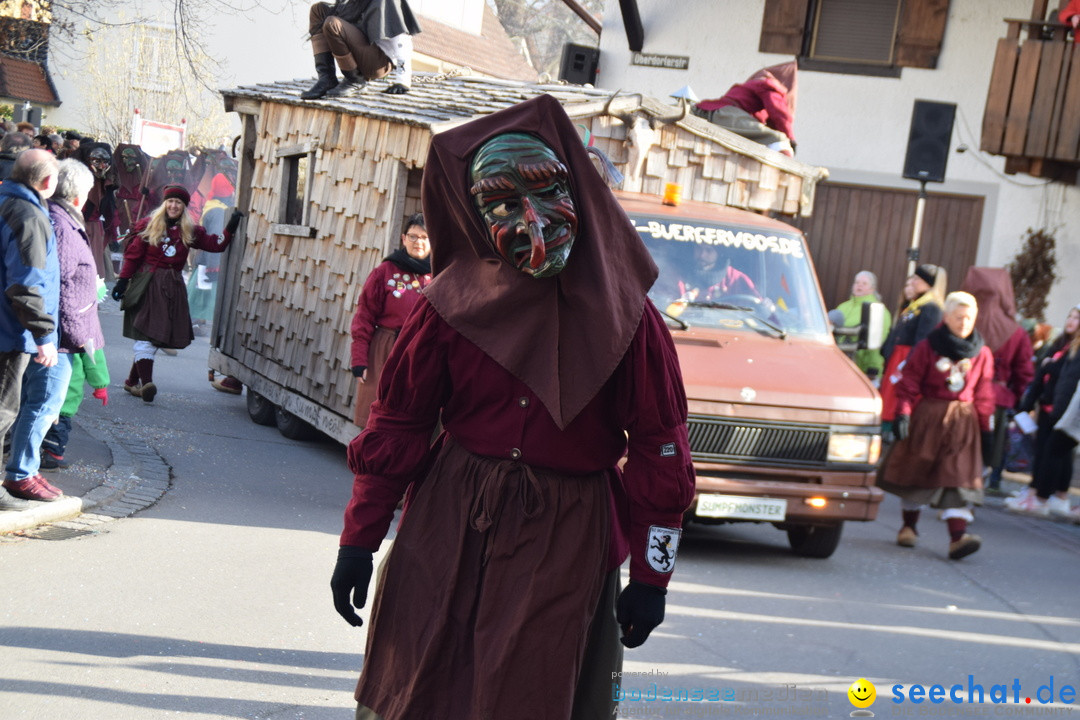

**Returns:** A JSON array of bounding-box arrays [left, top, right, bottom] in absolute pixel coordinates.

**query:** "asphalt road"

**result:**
[[2, 304, 1079, 719]]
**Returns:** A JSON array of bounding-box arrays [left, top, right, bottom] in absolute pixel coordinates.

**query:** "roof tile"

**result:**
[[0, 54, 58, 105]]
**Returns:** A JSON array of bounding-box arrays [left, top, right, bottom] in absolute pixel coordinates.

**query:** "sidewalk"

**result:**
[[0, 416, 171, 536]]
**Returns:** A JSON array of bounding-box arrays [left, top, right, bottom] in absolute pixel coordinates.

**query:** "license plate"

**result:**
[[695, 494, 787, 521]]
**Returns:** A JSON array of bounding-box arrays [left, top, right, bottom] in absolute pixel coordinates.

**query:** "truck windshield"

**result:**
[[630, 214, 831, 339]]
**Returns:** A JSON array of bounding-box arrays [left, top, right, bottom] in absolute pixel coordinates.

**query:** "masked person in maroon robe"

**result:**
[[113, 144, 152, 239], [144, 150, 193, 212], [77, 141, 118, 279], [330, 94, 696, 720]]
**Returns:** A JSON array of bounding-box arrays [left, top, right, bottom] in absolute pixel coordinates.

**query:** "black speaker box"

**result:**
[[903, 100, 956, 183], [559, 44, 599, 86]]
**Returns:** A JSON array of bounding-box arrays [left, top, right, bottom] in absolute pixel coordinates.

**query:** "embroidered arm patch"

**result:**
[[647, 525, 681, 573]]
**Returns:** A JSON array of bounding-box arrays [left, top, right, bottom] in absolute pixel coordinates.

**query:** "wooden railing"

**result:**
[[981, 17, 1080, 178]]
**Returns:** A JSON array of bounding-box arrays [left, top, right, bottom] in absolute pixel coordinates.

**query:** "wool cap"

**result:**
[[163, 184, 190, 206], [914, 263, 939, 287]]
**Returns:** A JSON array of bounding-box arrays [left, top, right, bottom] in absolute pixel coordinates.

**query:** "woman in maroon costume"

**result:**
[[880, 291, 995, 559], [330, 95, 695, 720], [348, 212, 431, 428], [111, 185, 241, 402]]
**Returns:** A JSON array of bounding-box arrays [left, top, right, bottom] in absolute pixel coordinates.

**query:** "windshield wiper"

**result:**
[[656, 306, 689, 330], [685, 302, 788, 339]]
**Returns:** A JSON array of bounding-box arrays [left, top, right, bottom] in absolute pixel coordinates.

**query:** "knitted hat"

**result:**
[[163, 185, 190, 206], [210, 173, 235, 199], [913, 264, 939, 287]]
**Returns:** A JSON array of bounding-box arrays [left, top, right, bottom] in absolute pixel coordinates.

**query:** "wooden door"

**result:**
[[789, 182, 984, 312]]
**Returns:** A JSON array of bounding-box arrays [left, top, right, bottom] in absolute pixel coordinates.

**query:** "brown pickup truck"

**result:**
[[618, 191, 884, 558]]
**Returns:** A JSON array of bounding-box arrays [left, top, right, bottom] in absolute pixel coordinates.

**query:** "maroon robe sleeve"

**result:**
[[350, 263, 389, 368], [191, 223, 232, 252], [894, 340, 931, 417], [118, 220, 149, 279], [973, 347, 996, 430], [340, 300, 450, 549], [615, 301, 696, 587]]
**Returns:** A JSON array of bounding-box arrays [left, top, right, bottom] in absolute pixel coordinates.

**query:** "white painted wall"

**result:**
[[598, 0, 1079, 326]]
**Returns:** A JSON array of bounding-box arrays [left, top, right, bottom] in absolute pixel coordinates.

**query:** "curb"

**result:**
[[0, 417, 171, 536]]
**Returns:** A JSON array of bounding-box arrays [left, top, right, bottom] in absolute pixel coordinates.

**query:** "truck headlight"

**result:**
[[827, 433, 881, 464]]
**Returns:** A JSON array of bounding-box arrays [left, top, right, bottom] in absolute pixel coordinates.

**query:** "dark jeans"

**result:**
[[1035, 426, 1078, 499], [0, 350, 30, 456], [985, 407, 1010, 487], [41, 414, 72, 458]]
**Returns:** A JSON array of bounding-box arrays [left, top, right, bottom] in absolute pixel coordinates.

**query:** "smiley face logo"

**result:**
[[848, 678, 876, 708]]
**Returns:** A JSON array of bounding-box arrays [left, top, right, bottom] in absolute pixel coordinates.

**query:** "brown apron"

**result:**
[[352, 327, 398, 428], [355, 438, 611, 720], [878, 398, 984, 507]]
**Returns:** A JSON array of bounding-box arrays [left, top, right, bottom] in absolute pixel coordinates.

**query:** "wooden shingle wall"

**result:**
[[230, 102, 432, 419], [585, 115, 812, 216]]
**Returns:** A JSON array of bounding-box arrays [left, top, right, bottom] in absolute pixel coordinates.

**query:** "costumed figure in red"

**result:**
[[112, 144, 152, 239], [879, 264, 947, 438], [77, 141, 118, 281], [694, 61, 797, 156], [111, 185, 242, 403], [878, 291, 995, 559], [1061, 0, 1080, 40], [348, 211, 431, 428], [188, 149, 238, 224], [330, 95, 696, 720], [959, 267, 1033, 491], [144, 150, 193, 212]]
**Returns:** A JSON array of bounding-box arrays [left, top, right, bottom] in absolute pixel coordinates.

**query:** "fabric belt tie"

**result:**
[[469, 459, 546, 564]]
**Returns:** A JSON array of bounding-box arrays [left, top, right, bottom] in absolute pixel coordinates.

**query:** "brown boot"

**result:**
[[136, 359, 157, 403]]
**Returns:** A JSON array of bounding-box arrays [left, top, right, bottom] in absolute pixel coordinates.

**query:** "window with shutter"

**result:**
[[810, 0, 900, 64], [760, 0, 950, 76]]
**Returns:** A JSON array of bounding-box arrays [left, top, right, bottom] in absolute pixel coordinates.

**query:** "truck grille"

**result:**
[[687, 415, 829, 467]]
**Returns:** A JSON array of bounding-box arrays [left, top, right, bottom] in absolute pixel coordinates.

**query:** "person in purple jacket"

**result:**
[[38, 159, 110, 472]]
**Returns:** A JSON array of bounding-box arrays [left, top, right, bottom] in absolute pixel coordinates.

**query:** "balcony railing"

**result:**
[[981, 16, 1080, 181]]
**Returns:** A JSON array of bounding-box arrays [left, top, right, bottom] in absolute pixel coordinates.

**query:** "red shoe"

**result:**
[[3, 474, 63, 502], [211, 376, 242, 395]]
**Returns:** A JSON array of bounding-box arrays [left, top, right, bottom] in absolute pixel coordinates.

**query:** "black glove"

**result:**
[[893, 414, 910, 442], [111, 277, 129, 302], [616, 581, 666, 648], [225, 209, 244, 235], [140, 186, 150, 196], [351, 365, 366, 378], [330, 546, 373, 627]]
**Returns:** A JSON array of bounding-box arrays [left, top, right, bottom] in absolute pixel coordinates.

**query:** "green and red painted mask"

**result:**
[[469, 133, 578, 278]]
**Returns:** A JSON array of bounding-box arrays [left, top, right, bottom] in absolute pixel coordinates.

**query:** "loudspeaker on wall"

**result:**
[[902, 100, 956, 183]]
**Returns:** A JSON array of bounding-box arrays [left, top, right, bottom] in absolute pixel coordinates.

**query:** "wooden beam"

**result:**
[[560, 0, 601, 35], [620, 0, 644, 51]]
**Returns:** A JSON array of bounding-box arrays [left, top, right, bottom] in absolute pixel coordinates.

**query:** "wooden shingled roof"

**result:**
[[220, 74, 828, 213]]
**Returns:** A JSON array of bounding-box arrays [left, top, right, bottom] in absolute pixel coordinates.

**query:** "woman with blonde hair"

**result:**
[[111, 185, 241, 402], [879, 291, 995, 559]]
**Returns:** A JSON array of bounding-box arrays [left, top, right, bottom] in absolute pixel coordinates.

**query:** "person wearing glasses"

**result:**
[[348, 213, 431, 428]]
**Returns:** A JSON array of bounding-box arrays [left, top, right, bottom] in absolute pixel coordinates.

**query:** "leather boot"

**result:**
[[136, 359, 157, 403], [300, 53, 339, 100], [326, 69, 365, 98]]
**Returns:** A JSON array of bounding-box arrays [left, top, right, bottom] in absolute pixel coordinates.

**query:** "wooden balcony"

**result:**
[[981, 17, 1080, 182]]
